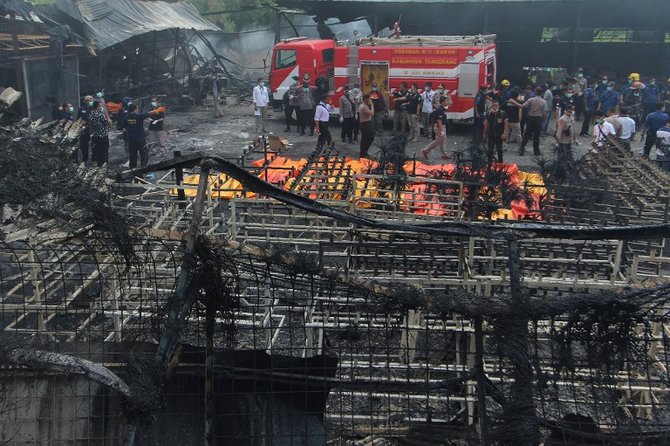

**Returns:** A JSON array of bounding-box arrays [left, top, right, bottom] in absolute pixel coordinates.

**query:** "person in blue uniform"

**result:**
[[121, 104, 160, 168]]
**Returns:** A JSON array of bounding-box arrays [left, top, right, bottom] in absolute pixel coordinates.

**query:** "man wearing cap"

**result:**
[[77, 95, 95, 163], [283, 75, 300, 132], [315, 95, 334, 149], [252, 77, 270, 133]]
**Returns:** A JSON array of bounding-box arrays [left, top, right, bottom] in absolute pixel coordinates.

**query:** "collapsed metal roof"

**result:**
[[54, 0, 220, 51]]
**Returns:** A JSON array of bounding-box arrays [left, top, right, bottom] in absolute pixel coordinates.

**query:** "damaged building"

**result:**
[[278, 0, 670, 81], [2, 0, 670, 445], [0, 0, 220, 120]]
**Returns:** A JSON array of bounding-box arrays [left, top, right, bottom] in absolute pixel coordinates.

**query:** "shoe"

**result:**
[[348, 139, 353, 144], [284, 127, 290, 132], [309, 131, 314, 136], [420, 149, 429, 160], [408, 137, 416, 142], [300, 131, 305, 136]]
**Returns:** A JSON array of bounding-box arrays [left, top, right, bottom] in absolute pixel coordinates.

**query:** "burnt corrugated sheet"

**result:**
[[54, 0, 219, 50]]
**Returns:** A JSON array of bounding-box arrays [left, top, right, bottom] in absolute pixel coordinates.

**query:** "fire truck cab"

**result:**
[[269, 35, 496, 123], [269, 38, 335, 107]]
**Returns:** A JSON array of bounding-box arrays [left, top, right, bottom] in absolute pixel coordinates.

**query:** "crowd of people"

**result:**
[[52, 93, 167, 169], [262, 68, 670, 167], [472, 70, 670, 166]]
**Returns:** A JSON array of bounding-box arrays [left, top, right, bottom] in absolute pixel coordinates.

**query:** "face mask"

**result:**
[[96, 92, 103, 98], [634, 92, 640, 96], [260, 82, 265, 87], [566, 93, 573, 98], [372, 87, 377, 91], [69, 106, 74, 113], [425, 87, 431, 91], [651, 81, 656, 86], [596, 119, 604, 124], [601, 80, 607, 84], [87, 101, 94, 107], [151, 102, 158, 108], [607, 86, 612, 91], [577, 74, 583, 78], [303, 87, 309, 92]]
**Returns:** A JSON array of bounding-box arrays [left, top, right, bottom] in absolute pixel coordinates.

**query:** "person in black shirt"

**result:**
[[406, 83, 421, 141], [122, 104, 160, 168], [421, 96, 450, 160], [61, 102, 75, 121], [506, 89, 522, 144], [558, 87, 577, 116], [474, 84, 489, 142], [483, 100, 509, 163], [392, 82, 409, 137], [77, 95, 95, 162]]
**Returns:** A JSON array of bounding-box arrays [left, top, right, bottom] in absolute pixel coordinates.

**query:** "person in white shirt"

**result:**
[[592, 110, 616, 149], [252, 77, 270, 133], [617, 107, 636, 149], [314, 95, 334, 149], [420, 82, 435, 137]]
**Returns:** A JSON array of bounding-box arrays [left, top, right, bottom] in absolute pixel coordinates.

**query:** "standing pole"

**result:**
[[474, 316, 491, 446], [504, 240, 539, 445]]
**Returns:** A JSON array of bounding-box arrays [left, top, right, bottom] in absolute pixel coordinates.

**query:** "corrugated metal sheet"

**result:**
[[54, 0, 220, 50]]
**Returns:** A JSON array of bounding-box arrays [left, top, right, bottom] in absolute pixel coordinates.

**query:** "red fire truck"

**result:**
[[269, 35, 496, 122]]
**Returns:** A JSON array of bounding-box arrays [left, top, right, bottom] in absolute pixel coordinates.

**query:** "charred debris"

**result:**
[[1, 119, 670, 444]]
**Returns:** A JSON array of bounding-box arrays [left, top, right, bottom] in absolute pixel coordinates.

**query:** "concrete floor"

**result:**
[[108, 104, 649, 173]]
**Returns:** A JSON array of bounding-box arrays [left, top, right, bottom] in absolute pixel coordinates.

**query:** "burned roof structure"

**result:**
[[0, 0, 222, 119], [52, 0, 219, 52]]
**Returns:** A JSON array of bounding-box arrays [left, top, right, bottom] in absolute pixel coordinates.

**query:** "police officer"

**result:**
[[122, 104, 159, 168]]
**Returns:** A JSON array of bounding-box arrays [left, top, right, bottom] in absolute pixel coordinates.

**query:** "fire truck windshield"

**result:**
[[274, 49, 297, 70]]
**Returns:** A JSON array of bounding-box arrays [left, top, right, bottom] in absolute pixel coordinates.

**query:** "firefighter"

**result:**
[[370, 83, 386, 135]]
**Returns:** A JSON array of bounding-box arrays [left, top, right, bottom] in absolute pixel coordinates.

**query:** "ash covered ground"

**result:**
[[106, 104, 647, 172]]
